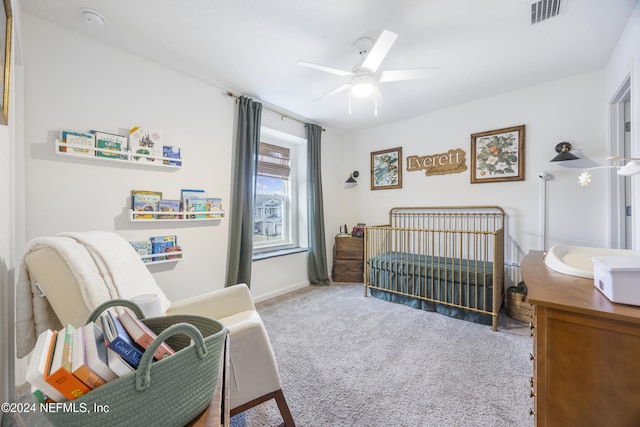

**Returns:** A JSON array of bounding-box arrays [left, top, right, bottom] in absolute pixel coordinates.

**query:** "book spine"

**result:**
[[107, 336, 143, 368], [46, 368, 90, 400]]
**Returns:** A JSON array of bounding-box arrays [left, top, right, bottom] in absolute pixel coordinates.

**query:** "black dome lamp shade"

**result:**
[[346, 171, 359, 183], [550, 142, 579, 162]]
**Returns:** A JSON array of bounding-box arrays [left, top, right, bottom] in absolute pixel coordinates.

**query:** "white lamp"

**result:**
[[578, 157, 640, 186], [617, 160, 640, 176]]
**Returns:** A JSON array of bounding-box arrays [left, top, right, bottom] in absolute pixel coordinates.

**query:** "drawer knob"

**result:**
[[529, 322, 535, 330], [529, 353, 535, 361], [530, 389, 536, 398], [529, 377, 534, 387], [529, 408, 535, 416]]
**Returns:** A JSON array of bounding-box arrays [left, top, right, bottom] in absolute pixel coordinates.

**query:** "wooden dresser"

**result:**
[[521, 251, 640, 426], [332, 236, 364, 282]]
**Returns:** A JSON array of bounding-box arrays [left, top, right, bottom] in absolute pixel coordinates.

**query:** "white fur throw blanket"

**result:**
[[16, 231, 171, 358]]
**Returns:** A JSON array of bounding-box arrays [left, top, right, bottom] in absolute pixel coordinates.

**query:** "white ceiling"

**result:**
[[20, 0, 639, 133]]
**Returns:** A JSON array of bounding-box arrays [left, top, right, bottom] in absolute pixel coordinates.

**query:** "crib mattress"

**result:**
[[367, 252, 495, 325], [368, 252, 494, 285]]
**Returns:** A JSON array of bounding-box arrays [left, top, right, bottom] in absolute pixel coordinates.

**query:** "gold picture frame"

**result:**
[[0, 0, 11, 126], [371, 147, 402, 190], [470, 125, 525, 183]]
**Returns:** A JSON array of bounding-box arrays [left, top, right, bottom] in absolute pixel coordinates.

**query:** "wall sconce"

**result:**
[[550, 142, 579, 162], [346, 171, 359, 183]]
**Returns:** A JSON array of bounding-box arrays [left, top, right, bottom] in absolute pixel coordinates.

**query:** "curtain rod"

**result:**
[[225, 91, 325, 131]]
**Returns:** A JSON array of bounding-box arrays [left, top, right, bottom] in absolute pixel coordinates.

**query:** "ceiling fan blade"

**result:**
[[361, 30, 398, 72], [297, 61, 354, 77], [314, 83, 351, 101], [379, 68, 438, 82]]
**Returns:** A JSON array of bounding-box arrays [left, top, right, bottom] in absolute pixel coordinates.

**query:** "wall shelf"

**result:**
[[140, 250, 183, 265], [128, 209, 225, 222], [55, 139, 183, 169]]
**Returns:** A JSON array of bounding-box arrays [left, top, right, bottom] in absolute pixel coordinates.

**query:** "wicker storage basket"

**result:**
[[44, 299, 227, 427], [506, 285, 533, 323]]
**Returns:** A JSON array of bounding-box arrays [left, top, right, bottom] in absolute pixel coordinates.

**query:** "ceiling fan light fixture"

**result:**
[[351, 75, 376, 97]]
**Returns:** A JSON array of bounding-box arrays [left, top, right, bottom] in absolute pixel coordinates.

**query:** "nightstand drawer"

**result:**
[[334, 237, 364, 260]]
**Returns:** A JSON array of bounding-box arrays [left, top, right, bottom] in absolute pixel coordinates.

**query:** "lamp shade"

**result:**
[[345, 170, 359, 183], [550, 142, 579, 162], [618, 160, 640, 176]]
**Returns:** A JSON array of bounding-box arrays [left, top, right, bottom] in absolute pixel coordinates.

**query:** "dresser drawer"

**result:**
[[334, 237, 364, 260], [332, 259, 364, 282]]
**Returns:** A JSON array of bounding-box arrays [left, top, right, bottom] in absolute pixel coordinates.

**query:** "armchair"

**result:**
[[17, 231, 294, 426]]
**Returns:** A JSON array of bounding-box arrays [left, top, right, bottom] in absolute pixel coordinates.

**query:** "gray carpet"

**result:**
[[231, 283, 534, 427]]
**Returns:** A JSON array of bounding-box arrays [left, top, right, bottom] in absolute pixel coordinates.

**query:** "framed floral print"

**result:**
[[470, 125, 525, 183], [371, 147, 402, 190]]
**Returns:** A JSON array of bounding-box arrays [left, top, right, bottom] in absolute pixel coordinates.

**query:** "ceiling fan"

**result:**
[[297, 29, 436, 115]]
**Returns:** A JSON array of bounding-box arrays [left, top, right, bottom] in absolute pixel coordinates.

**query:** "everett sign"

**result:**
[[406, 148, 467, 176]]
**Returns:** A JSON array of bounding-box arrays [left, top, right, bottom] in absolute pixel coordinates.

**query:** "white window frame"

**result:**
[[253, 127, 307, 254]]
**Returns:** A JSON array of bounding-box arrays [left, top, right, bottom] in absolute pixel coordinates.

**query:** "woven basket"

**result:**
[[44, 299, 227, 427], [506, 287, 533, 323]]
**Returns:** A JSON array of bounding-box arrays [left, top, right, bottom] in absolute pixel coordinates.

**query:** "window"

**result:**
[[253, 128, 307, 254]]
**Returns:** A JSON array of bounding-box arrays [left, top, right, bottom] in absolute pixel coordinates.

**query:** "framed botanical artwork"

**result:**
[[470, 125, 525, 183], [0, 0, 11, 126], [371, 147, 402, 190]]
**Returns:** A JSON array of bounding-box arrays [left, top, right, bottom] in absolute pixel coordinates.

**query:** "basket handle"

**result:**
[[86, 298, 146, 323], [135, 322, 207, 392]]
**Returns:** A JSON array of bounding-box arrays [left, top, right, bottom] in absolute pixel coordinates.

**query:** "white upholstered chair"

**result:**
[[18, 231, 295, 426]]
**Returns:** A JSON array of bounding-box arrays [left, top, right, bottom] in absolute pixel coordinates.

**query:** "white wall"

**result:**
[[341, 71, 608, 280], [22, 13, 345, 306]]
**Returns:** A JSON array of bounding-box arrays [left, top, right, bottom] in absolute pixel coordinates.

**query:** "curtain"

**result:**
[[226, 96, 262, 287], [306, 123, 330, 286]]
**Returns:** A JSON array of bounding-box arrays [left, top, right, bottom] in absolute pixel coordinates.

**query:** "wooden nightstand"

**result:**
[[332, 235, 364, 282]]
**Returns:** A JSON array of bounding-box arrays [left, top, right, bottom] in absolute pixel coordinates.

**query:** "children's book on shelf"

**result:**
[[131, 190, 162, 219], [150, 235, 177, 261], [92, 130, 128, 160], [71, 327, 107, 390], [166, 245, 182, 259], [163, 145, 182, 166], [45, 324, 91, 400], [129, 127, 163, 162], [82, 323, 118, 382], [59, 130, 95, 155], [181, 189, 205, 218], [100, 311, 145, 369], [119, 307, 175, 360], [158, 199, 182, 219], [188, 197, 208, 219], [129, 240, 152, 262], [206, 198, 223, 218], [25, 329, 65, 403]]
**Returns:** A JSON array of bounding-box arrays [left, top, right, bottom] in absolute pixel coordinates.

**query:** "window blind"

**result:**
[[258, 142, 290, 178]]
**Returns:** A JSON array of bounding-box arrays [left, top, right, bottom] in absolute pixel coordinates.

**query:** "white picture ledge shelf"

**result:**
[[55, 139, 183, 169], [128, 209, 225, 222], [140, 251, 183, 266]]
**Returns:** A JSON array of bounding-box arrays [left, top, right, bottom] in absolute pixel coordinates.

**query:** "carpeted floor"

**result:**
[[7, 283, 534, 427], [230, 283, 534, 427]]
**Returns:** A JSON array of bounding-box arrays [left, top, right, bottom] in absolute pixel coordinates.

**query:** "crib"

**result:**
[[364, 206, 505, 331]]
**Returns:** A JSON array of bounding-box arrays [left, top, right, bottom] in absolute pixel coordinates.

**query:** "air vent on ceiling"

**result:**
[[530, 0, 563, 25]]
